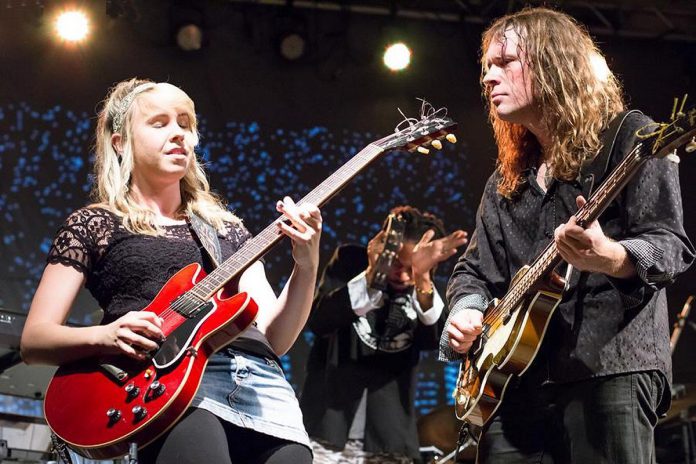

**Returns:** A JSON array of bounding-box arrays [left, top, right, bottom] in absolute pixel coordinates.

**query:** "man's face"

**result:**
[[482, 28, 537, 127], [387, 241, 416, 291]]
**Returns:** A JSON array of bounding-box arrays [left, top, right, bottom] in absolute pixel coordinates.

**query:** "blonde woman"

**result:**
[[442, 7, 693, 463], [21, 78, 319, 464]]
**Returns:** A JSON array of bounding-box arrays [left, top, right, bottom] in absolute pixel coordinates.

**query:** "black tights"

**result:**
[[138, 408, 312, 464]]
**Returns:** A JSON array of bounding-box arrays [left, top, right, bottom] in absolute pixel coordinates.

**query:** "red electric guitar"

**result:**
[[43, 108, 457, 459]]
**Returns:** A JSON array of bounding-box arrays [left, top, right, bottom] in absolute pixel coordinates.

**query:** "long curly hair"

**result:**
[[92, 78, 240, 235], [481, 7, 625, 198]]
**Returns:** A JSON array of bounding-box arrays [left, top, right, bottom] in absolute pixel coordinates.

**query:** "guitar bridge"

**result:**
[[472, 324, 490, 357], [481, 323, 490, 344]]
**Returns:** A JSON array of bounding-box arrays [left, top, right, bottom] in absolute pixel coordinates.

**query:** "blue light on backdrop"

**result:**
[[0, 101, 473, 416]]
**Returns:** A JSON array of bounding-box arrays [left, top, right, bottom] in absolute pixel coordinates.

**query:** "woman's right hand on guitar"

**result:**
[[447, 308, 484, 354], [100, 311, 165, 360]]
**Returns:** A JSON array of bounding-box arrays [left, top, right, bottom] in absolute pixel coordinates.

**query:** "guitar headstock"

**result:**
[[374, 101, 458, 154], [638, 95, 696, 161], [368, 212, 406, 292]]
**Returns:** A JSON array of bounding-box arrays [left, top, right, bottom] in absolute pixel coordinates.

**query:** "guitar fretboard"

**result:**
[[191, 144, 385, 300], [484, 143, 648, 325]]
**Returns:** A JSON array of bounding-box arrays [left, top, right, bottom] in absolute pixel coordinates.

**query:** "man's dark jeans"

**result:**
[[476, 371, 668, 464]]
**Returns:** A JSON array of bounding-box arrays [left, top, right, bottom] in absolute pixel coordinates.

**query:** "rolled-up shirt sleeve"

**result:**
[[410, 287, 445, 326], [347, 271, 385, 316], [439, 294, 489, 361], [440, 174, 510, 361], [608, 239, 664, 307], [607, 113, 695, 307]]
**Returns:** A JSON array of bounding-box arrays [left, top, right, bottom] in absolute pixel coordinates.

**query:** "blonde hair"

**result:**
[[91, 78, 240, 235], [481, 7, 625, 198]]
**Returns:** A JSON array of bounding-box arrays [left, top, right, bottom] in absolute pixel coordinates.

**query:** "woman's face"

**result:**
[[127, 84, 197, 187]]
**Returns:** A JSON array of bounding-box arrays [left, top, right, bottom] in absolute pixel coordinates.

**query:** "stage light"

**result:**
[[176, 23, 203, 51], [273, 11, 309, 62], [383, 42, 411, 71], [170, 3, 205, 52], [278, 32, 306, 61], [55, 10, 89, 42]]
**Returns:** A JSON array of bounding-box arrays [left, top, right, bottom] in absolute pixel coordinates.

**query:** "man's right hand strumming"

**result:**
[[446, 308, 484, 354], [101, 311, 165, 360]]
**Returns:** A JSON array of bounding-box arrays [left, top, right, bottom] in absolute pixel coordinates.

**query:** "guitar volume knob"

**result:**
[[149, 381, 166, 396], [106, 408, 121, 420], [125, 383, 140, 397], [132, 405, 148, 420]]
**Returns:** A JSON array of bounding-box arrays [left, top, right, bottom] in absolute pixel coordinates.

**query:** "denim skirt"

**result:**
[[191, 347, 310, 447]]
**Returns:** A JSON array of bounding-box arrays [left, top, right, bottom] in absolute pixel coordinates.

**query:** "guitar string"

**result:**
[[482, 150, 640, 326], [461, 141, 647, 387], [153, 118, 453, 322], [156, 118, 454, 321], [459, 113, 692, 391], [171, 143, 385, 313], [153, 144, 385, 321], [480, 144, 645, 329]]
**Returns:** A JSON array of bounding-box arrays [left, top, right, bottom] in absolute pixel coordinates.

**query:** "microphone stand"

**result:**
[[127, 442, 139, 464], [668, 295, 696, 464], [671, 295, 694, 355]]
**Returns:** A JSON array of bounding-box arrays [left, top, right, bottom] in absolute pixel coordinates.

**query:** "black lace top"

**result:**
[[47, 206, 274, 356]]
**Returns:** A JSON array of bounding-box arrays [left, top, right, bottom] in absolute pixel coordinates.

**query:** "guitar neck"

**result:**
[[494, 143, 649, 318], [191, 143, 385, 300], [575, 143, 647, 227]]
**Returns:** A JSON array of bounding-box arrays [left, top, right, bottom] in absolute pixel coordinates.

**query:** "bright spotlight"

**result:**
[[55, 10, 89, 42], [383, 42, 411, 72]]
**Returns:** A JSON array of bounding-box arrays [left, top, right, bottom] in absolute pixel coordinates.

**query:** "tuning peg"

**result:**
[[686, 136, 696, 153], [446, 134, 457, 144], [431, 140, 443, 150], [666, 149, 681, 164], [417, 146, 430, 155]]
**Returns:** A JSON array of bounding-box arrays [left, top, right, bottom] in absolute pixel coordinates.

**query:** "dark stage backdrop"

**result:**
[[1, 1, 695, 419]]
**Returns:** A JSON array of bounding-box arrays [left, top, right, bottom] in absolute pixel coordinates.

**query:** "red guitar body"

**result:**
[[43, 263, 259, 460], [40, 108, 461, 460]]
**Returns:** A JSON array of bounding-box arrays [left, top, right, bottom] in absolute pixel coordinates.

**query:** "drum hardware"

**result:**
[[671, 295, 694, 354], [656, 295, 696, 464]]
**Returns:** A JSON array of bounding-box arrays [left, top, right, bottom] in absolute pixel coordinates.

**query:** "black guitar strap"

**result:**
[[556, 110, 642, 295], [188, 212, 223, 271], [578, 109, 642, 198]]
